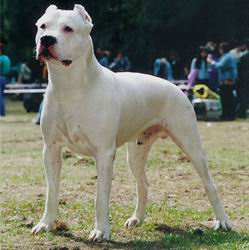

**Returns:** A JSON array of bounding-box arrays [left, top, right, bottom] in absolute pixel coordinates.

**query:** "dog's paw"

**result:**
[[31, 221, 54, 234], [214, 220, 232, 231], [89, 228, 110, 242], [124, 216, 140, 229]]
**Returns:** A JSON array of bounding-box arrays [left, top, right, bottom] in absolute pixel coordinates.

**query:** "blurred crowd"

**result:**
[[1, 40, 249, 121], [95, 48, 131, 72], [153, 40, 249, 120], [0, 42, 48, 117]]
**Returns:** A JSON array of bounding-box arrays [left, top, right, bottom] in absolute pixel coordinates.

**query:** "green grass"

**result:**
[[0, 100, 249, 249]]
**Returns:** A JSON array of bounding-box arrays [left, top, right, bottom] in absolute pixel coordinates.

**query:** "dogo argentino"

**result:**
[[32, 4, 231, 242]]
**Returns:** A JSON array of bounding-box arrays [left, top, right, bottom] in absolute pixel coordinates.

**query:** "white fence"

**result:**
[[4, 83, 48, 94], [4, 80, 188, 94]]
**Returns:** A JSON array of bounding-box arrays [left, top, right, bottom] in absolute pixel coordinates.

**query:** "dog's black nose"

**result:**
[[40, 35, 57, 47]]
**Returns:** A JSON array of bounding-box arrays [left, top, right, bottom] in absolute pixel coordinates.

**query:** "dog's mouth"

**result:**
[[38, 46, 57, 62], [37, 46, 72, 67]]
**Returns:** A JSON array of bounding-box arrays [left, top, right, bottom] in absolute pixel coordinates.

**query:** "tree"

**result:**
[[1, 0, 249, 73]]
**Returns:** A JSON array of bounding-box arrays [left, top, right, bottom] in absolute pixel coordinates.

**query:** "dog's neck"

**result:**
[[46, 36, 102, 93]]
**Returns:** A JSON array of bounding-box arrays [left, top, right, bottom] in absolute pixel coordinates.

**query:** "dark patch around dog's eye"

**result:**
[[64, 26, 73, 32], [40, 24, 46, 29]]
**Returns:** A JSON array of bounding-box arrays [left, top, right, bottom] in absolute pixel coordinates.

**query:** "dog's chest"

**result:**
[[56, 120, 95, 157]]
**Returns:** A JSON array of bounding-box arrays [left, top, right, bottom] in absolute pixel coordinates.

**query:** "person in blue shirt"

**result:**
[[109, 52, 131, 72], [208, 42, 238, 120], [153, 58, 161, 76], [190, 46, 209, 86], [0, 43, 11, 78], [205, 42, 220, 92], [153, 57, 173, 81], [99, 50, 110, 68], [0, 43, 11, 117]]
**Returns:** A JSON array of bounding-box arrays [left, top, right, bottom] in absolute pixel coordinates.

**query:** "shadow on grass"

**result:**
[[52, 224, 249, 249]]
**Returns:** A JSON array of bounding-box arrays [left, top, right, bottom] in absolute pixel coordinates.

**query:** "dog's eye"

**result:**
[[64, 26, 73, 32], [40, 24, 46, 29]]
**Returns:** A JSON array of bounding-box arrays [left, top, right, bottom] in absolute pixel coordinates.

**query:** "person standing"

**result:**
[[18, 61, 32, 83], [153, 58, 161, 76], [33, 64, 48, 125], [0, 42, 11, 117], [153, 57, 173, 80], [0, 76, 7, 117], [0, 43, 11, 78], [99, 50, 110, 68], [208, 42, 238, 120], [160, 58, 173, 80], [109, 52, 131, 72], [190, 46, 209, 87], [237, 40, 249, 118], [205, 42, 220, 92], [168, 51, 185, 80]]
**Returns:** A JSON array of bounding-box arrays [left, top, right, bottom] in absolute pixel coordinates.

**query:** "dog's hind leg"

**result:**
[[166, 112, 231, 230], [124, 132, 158, 229]]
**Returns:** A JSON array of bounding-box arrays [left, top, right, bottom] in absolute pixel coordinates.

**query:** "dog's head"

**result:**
[[35, 4, 93, 66]]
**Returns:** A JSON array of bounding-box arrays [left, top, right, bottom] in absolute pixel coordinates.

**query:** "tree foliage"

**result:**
[[1, 0, 249, 71]]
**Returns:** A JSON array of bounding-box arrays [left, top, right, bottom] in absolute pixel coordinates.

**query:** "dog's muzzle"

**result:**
[[37, 36, 72, 66], [38, 36, 58, 62]]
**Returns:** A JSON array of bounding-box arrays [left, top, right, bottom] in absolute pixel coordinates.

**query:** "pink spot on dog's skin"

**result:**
[[137, 125, 168, 145], [145, 125, 168, 139]]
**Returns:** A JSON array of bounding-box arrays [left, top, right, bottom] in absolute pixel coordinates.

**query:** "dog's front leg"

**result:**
[[89, 148, 115, 242], [32, 144, 62, 234]]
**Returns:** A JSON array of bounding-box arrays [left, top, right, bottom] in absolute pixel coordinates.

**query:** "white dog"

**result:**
[[32, 4, 231, 242]]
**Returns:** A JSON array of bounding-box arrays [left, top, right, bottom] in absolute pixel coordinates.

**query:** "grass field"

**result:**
[[1, 100, 249, 250]]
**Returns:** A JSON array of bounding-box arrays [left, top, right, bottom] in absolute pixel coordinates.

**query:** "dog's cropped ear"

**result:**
[[45, 5, 58, 13], [74, 4, 93, 30]]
